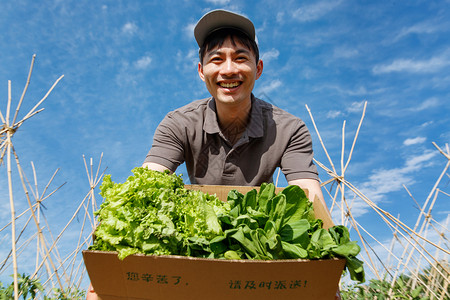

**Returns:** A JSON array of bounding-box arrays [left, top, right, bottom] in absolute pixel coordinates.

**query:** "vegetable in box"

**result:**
[[90, 167, 365, 283]]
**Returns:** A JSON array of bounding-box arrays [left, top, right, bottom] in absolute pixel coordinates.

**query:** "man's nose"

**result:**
[[220, 58, 238, 75]]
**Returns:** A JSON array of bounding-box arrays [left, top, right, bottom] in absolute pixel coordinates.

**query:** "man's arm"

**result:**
[[142, 162, 172, 173]]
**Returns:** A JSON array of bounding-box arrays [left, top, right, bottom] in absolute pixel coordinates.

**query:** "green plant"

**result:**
[[341, 276, 430, 300], [45, 287, 86, 300], [0, 274, 86, 300], [0, 273, 43, 300]]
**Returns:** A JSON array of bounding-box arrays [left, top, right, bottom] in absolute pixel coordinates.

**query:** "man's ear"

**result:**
[[256, 59, 263, 80], [198, 62, 205, 82]]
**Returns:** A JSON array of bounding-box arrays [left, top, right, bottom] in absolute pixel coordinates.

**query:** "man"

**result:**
[[143, 9, 327, 208], [87, 9, 333, 299]]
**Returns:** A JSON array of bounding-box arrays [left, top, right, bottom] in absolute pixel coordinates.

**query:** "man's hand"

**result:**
[[86, 283, 97, 300]]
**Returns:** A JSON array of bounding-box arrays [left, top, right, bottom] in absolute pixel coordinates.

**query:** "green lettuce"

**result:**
[[90, 167, 229, 259], [90, 169, 364, 282]]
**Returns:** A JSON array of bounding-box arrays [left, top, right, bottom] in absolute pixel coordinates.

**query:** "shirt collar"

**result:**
[[204, 98, 221, 134], [203, 94, 265, 138]]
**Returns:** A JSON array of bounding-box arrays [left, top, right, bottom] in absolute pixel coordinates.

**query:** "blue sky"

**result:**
[[1, 0, 449, 286]]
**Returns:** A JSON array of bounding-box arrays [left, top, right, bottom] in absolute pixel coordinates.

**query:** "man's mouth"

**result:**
[[219, 81, 241, 88]]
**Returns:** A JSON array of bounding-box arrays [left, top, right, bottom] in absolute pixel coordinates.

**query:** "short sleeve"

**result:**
[[144, 112, 186, 171], [280, 119, 319, 182]]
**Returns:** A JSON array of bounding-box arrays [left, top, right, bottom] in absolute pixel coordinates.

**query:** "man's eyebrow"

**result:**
[[235, 49, 251, 55], [205, 49, 222, 57], [205, 48, 251, 57]]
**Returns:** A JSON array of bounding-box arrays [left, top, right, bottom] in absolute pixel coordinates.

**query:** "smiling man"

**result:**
[[88, 9, 334, 300], [143, 9, 325, 208]]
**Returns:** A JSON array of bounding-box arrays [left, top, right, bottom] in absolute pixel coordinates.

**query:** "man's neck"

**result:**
[[215, 97, 252, 144]]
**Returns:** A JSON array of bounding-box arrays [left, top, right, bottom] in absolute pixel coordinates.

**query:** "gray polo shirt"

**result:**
[[145, 96, 318, 186]]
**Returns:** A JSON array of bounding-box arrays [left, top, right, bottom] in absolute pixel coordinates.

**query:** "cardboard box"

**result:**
[[83, 185, 345, 300]]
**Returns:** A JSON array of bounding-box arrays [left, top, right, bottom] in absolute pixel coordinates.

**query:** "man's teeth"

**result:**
[[220, 82, 240, 88]]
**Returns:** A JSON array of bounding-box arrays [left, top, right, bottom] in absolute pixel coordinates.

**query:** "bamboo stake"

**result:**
[[0, 230, 40, 276], [0, 103, 6, 123], [0, 108, 44, 137], [0, 181, 65, 234], [316, 160, 450, 278], [69, 199, 89, 284], [341, 120, 346, 225], [409, 188, 441, 290], [0, 210, 35, 273], [318, 156, 450, 255], [31, 162, 41, 276], [23, 75, 64, 120], [432, 142, 450, 160], [5, 80, 19, 300], [353, 215, 398, 275], [386, 214, 400, 268], [425, 226, 444, 298], [6, 81, 11, 124], [400, 160, 450, 275], [343, 101, 367, 173], [329, 181, 340, 213], [305, 104, 337, 174], [32, 190, 92, 279], [319, 146, 445, 293], [12, 54, 36, 126], [11, 147, 64, 291], [40, 207, 71, 286], [438, 238, 449, 300], [341, 188, 381, 280], [42, 233, 92, 288], [83, 154, 105, 228]]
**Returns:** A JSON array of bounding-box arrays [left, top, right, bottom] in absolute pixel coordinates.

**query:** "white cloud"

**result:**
[[394, 19, 449, 41], [257, 79, 282, 95], [176, 49, 199, 73], [412, 97, 440, 111], [205, 0, 230, 4], [420, 121, 434, 128], [348, 150, 438, 217], [372, 52, 450, 74], [314, 84, 372, 97], [186, 49, 198, 62], [403, 137, 426, 146], [347, 101, 366, 113], [327, 110, 343, 119], [134, 55, 152, 70], [324, 101, 365, 120], [122, 22, 138, 35], [184, 22, 196, 39], [333, 47, 359, 59], [276, 12, 285, 23], [292, 0, 343, 22], [261, 48, 280, 63]]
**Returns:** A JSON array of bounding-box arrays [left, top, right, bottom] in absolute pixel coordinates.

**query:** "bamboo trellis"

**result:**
[[0, 55, 102, 298], [306, 102, 449, 299]]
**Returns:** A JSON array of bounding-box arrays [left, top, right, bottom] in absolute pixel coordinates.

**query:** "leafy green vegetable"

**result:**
[[211, 184, 365, 282], [90, 167, 229, 259], [90, 167, 365, 283]]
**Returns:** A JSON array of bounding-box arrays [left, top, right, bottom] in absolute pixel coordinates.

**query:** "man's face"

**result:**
[[198, 37, 263, 107]]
